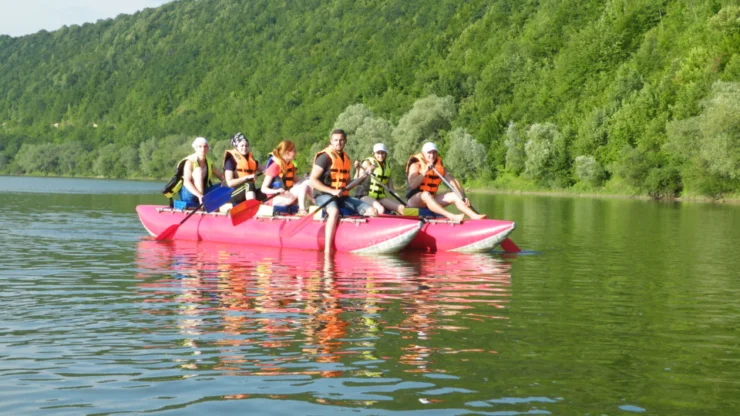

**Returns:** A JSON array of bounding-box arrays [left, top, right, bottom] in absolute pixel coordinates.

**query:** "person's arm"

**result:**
[[224, 170, 253, 188], [224, 169, 237, 188], [260, 164, 285, 195], [387, 175, 395, 192], [406, 158, 429, 190], [260, 174, 285, 195], [361, 160, 375, 174], [309, 155, 341, 196], [353, 160, 362, 179], [223, 156, 254, 188]]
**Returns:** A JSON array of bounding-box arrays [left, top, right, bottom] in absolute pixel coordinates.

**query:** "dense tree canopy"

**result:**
[[0, 0, 738, 198]]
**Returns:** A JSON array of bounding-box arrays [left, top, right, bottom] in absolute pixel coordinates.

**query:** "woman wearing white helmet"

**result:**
[[405, 142, 486, 221]]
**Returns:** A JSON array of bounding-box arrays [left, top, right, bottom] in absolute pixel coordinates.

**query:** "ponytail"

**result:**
[[271, 140, 296, 166]]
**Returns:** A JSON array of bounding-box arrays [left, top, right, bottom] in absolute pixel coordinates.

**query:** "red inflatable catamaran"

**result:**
[[136, 205, 515, 254]]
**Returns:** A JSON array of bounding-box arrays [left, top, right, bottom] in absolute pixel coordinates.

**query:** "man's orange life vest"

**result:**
[[315, 146, 351, 197]]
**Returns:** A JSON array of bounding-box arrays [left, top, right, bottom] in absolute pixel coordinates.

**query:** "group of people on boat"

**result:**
[[170, 128, 486, 251]]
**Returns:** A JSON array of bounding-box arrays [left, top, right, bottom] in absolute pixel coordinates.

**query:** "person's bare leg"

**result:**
[[361, 196, 385, 215], [272, 193, 297, 207], [306, 184, 316, 205], [374, 201, 385, 214], [192, 167, 205, 195], [380, 197, 404, 215], [324, 206, 340, 253], [441, 193, 487, 220], [362, 206, 378, 217], [290, 184, 308, 211], [416, 192, 463, 222]]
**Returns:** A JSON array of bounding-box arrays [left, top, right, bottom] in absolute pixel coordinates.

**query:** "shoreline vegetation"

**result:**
[[5, 173, 739, 205], [470, 186, 740, 205], [1, 1, 738, 199]]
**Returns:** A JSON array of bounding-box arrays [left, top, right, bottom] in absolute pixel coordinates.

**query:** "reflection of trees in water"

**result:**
[[135, 241, 512, 378]]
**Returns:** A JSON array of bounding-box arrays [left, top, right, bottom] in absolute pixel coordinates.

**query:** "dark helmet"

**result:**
[[231, 132, 249, 148]]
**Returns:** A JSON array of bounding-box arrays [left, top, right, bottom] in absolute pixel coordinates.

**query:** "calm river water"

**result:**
[[1, 176, 739, 415]]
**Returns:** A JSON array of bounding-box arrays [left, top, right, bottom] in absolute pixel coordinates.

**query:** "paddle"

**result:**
[[431, 166, 521, 253], [367, 172, 407, 206], [280, 171, 371, 239], [230, 192, 281, 226], [155, 186, 233, 241], [230, 172, 284, 225]]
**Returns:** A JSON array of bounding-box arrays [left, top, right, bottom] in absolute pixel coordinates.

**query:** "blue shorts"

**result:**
[[315, 194, 373, 216], [179, 183, 221, 208]]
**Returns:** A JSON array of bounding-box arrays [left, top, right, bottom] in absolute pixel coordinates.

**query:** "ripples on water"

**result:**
[[128, 242, 515, 412], [3, 242, 519, 414], [2, 177, 740, 415], [0, 178, 527, 415]]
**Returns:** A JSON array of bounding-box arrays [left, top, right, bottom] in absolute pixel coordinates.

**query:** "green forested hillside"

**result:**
[[1, 0, 738, 197]]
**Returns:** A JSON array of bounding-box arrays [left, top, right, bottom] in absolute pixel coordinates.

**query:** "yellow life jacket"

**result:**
[[163, 154, 214, 199], [366, 156, 390, 199]]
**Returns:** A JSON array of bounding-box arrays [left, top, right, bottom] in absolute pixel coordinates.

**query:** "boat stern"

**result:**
[[409, 218, 517, 253], [449, 221, 516, 253], [350, 220, 423, 254]]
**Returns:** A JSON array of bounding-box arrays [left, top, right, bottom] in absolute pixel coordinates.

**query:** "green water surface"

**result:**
[[1, 176, 738, 415]]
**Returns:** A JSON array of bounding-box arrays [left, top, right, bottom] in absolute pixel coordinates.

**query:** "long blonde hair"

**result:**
[[271, 140, 296, 165]]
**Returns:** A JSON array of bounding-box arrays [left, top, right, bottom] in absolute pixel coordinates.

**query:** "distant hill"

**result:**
[[1, 0, 738, 197]]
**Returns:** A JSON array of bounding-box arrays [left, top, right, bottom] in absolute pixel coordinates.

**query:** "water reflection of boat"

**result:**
[[134, 240, 512, 376]]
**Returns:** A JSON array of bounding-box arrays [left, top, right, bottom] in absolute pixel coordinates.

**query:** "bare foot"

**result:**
[[471, 213, 487, 220], [451, 213, 465, 222]]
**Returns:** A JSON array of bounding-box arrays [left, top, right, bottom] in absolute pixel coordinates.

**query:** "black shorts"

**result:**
[[405, 188, 420, 199], [231, 183, 266, 204]]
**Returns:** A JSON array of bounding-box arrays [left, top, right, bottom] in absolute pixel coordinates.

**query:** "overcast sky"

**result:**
[[0, 0, 174, 37]]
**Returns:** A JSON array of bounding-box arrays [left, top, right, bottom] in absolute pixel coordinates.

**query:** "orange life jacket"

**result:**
[[315, 146, 351, 197], [406, 153, 445, 195], [223, 149, 257, 179], [265, 153, 296, 190]]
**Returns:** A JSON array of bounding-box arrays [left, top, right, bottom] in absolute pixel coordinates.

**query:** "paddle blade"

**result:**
[[203, 186, 234, 212], [155, 223, 179, 241], [280, 212, 315, 239], [500, 238, 521, 253], [230, 199, 262, 226]]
